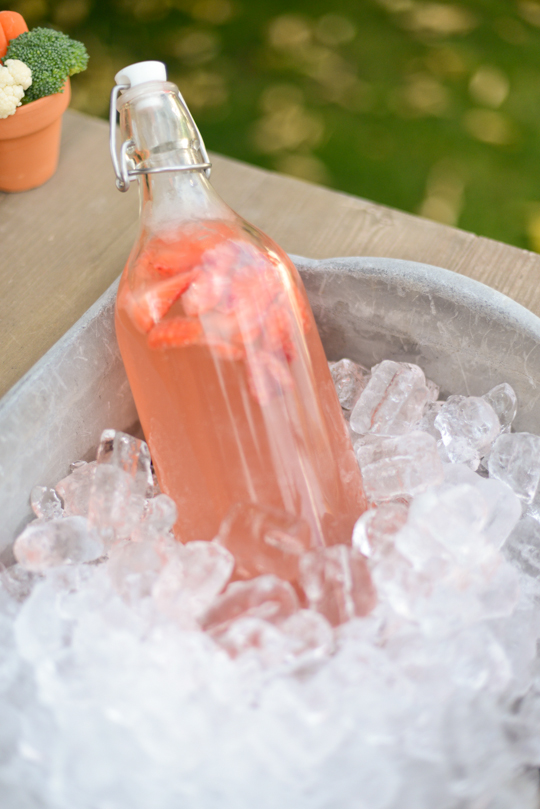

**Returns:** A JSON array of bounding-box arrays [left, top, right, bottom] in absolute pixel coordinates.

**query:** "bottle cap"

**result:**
[[115, 61, 167, 88]]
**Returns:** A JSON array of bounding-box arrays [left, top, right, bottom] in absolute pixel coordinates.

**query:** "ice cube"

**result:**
[[55, 461, 97, 517], [352, 501, 409, 558], [280, 609, 335, 663], [299, 545, 376, 626], [14, 574, 76, 664], [214, 616, 293, 662], [441, 464, 522, 549], [69, 459, 87, 472], [108, 540, 165, 602], [482, 383, 517, 433], [488, 432, 540, 503], [526, 484, 540, 524], [415, 400, 443, 440], [13, 517, 104, 571], [132, 494, 177, 542], [212, 609, 334, 667], [0, 563, 39, 603], [488, 771, 540, 809], [355, 432, 444, 502], [442, 690, 511, 794], [0, 614, 19, 693], [216, 502, 311, 584], [475, 559, 520, 623], [153, 540, 234, 624], [96, 429, 153, 497], [201, 575, 299, 635], [425, 378, 440, 402], [503, 516, 540, 579], [329, 358, 368, 411], [395, 485, 490, 569], [88, 465, 146, 541], [350, 360, 429, 436], [30, 486, 63, 520], [434, 395, 500, 469]]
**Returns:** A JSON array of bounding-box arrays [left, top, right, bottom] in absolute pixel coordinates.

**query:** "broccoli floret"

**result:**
[[4, 27, 88, 103]]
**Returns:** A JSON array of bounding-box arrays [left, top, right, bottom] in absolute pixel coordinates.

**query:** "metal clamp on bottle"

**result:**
[[109, 63, 212, 193]]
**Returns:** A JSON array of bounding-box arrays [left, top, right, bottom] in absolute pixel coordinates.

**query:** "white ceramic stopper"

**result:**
[[115, 61, 167, 88]]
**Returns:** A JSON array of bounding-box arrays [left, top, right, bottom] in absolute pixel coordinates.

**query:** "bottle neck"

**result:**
[[118, 80, 232, 230]]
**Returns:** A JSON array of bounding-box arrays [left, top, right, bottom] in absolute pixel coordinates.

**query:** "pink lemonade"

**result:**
[[115, 217, 367, 548]]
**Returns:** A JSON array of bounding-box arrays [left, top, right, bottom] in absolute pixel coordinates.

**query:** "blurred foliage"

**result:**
[[6, 0, 540, 251]]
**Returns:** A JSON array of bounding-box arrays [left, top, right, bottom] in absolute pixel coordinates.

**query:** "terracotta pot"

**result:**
[[0, 78, 71, 192]]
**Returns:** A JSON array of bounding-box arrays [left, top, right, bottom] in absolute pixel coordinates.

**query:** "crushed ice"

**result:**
[[3, 358, 540, 807]]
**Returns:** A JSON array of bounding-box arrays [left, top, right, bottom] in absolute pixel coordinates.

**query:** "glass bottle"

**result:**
[[111, 62, 366, 548]]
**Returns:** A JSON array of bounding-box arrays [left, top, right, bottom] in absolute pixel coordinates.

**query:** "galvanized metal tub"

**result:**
[[2, 255, 540, 559]]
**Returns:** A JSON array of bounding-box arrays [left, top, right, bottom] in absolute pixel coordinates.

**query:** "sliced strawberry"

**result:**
[[143, 221, 239, 278], [182, 267, 230, 316], [225, 258, 281, 309], [145, 271, 199, 321], [216, 260, 281, 347], [142, 237, 204, 278], [126, 270, 199, 333], [148, 317, 203, 349]]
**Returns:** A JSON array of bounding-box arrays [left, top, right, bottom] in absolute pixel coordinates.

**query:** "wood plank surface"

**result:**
[[2, 108, 540, 399]]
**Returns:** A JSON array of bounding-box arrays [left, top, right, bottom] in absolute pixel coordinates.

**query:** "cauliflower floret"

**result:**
[[5, 59, 32, 91], [0, 59, 33, 119], [0, 86, 23, 118]]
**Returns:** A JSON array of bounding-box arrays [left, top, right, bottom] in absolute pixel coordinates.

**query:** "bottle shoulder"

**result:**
[[117, 214, 312, 358]]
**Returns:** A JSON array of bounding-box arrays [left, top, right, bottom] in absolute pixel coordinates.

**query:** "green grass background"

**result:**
[[7, 0, 540, 251]]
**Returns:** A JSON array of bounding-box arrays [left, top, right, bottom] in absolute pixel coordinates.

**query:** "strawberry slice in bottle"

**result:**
[[182, 265, 231, 316], [126, 270, 200, 333], [142, 220, 238, 277], [148, 317, 203, 349]]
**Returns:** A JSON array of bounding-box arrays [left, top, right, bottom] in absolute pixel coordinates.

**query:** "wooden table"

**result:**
[[2, 108, 540, 400]]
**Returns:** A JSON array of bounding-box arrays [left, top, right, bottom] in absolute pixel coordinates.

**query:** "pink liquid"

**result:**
[[115, 218, 366, 547]]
